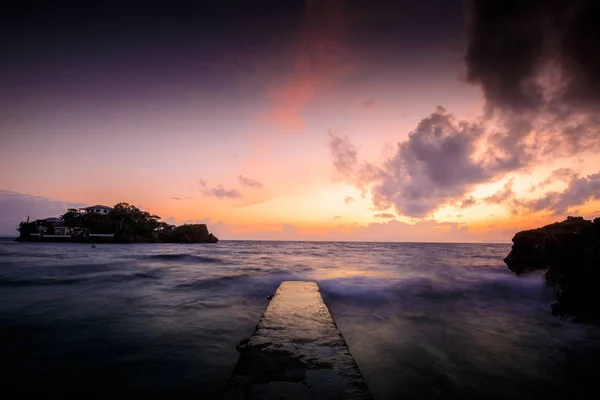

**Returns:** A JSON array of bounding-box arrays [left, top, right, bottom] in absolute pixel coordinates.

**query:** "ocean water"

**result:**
[[1, 240, 599, 399]]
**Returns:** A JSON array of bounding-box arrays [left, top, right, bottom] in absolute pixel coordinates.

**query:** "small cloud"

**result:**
[[374, 213, 395, 219], [198, 180, 242, 199], [344, 196, 355, 205], [362, 99, 376, 109], [459, 196, 478, 209], [483, 179, 515, 204], [329, 131, 358, 178], [238, 175, 264, 189], [210, 186, 242, 199], [333, 215, 342, 219], [170, 196, 182, 201], [529, 168, 578, 192]]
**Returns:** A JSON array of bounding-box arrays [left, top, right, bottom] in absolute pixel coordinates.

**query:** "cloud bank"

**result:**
[[466, 0, 600, 113], [329, 0, 600, 219], [514, 172, 600, 216], [0, 190, 86, 235], [329, 107, 522, 217]]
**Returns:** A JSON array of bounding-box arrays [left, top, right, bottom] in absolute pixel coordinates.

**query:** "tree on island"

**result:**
[[16, 203, 218, 243], [17, 221, 37, 236], [109, 202, 162, 238]]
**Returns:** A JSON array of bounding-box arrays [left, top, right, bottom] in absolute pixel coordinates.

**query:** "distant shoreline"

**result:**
[[15, 203, 218, 244], [0, 237, 514, 244]]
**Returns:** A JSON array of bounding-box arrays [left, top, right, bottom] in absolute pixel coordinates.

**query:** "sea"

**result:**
[[1, 239, 599, 399]]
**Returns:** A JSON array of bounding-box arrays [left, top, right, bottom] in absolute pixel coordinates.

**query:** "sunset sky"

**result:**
[[1, 0, 599, 240]]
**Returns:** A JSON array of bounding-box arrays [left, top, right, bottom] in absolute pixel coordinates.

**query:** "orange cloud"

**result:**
[[261, 0, 351, 133]]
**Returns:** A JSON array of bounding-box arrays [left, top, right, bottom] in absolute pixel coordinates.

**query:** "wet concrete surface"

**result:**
[[223, 281, 371, 399]]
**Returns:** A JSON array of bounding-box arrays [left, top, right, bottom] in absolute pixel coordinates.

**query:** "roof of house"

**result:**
[[85, 205, 113, 210]]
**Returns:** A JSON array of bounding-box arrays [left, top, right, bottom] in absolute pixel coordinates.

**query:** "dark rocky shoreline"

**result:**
[[504, 216, 600, 319], [15, 233, 219, 244]]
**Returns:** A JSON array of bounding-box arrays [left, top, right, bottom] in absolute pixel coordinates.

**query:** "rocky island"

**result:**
[[504, 216, 600, 319], [16, 202, 218, 244]]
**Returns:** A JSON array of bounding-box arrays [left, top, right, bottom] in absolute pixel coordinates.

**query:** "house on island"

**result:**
[[80, 205, 113, 214], [28, 217, 73, 237], [34, 217, 64, 233], [54, 226, 73, 236]]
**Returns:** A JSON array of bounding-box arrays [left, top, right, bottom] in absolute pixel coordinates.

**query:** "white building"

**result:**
[[54, 226, 73, 236], [82, 205, 113, 215]]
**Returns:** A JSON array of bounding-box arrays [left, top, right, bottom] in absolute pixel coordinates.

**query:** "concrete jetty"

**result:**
[[223, 281, 371, 399]]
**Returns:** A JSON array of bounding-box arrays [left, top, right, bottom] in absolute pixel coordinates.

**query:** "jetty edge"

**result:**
[[223, 281, 371, 399]]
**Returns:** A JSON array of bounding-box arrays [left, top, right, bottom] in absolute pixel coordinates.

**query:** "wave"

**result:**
[[142, 253, 226, 264], [172, 274, 253, 291], [0, 276, 87, 286], [319, 271, 551, 310], [0, 269, 161, 287], [0, 251, 71, 259]]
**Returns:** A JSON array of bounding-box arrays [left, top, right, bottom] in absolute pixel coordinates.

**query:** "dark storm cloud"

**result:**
[[465, 0, 600, 112], [238, 175, 264, 189], [328, 1, 600, 219], [515, 172, 600, 215], [463, 0, 600, 184]]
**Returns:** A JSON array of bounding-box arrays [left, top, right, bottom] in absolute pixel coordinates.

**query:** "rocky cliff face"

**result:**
[[504, 217, 600, 318]]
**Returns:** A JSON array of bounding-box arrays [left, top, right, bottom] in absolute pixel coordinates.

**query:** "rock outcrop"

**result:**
[[504, 216, 600, 318]]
